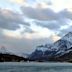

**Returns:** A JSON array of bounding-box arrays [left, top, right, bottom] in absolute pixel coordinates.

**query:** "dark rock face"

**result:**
[[0, 53, 28, 62]]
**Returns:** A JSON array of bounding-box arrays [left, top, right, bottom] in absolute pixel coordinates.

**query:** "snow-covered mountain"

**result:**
[[29, 32, 72, 62], [36, 44, 52, 52], [53, 32, 72, 49], [62, 32, 72, 43], [52, 32, 72, 57]]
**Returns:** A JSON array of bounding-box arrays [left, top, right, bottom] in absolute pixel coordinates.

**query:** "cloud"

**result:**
[[21, 7, 58, 20], [10, 0, 26, 5], [34, 20, 62, 31], [9, 0, 72, 36], [0, 8, 30, 30], [2, 23, 54, 39], [59, 9, 72, 19], [10, 0, 51, 8], [0, 4, 71, 41], [21, 5, 72, 36], [58, 20, 72, 36], [2, 24, 34, 39], [50, 34, 61, 42], [21, 6, 72, 21], [34, 2, 49, 8], [0, 8, 55, 40]]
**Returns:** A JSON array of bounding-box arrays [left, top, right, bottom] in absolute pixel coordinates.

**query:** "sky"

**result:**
[[0, 0, 72, 54]]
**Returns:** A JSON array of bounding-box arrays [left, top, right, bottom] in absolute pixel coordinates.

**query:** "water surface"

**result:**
[[0, 62, 72, 72]]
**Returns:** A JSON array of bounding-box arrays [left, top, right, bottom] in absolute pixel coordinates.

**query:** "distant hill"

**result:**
[[0, 46, 28, 62], [0, 53, 28, 62]]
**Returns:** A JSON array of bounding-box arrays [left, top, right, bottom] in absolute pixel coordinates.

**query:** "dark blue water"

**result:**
[[0, 62, 72, 72]]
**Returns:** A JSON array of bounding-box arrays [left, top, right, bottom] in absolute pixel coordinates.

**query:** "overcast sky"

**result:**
[[0, 0, 72, 54]]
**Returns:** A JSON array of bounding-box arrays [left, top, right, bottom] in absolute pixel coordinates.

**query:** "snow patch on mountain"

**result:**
[[36, 44, 52, 52]]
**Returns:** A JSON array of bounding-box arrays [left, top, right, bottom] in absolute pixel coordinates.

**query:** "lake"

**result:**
[[0, 62, 72, 72]]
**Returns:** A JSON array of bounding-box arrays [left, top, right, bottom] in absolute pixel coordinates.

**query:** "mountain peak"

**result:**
[[65, 32, 72, 36], [62, 32, 72, 42]]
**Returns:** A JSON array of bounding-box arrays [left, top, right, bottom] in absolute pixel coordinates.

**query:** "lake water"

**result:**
[[0, 62, 72, 72]]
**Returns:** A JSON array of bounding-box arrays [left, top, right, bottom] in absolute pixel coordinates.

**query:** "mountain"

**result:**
[[62, 32, 72, 42], [29, 43, 58, 61], [51, 32, 72, 57], [53, 32, 72, 57], [53, 32, 72, 50], [29, 44, 54, 61], [29, 32, 72, 62]]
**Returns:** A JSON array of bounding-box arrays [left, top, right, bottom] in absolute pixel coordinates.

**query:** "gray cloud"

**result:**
[[21, 6, 72, 33], [21, 6, 72, 20], [33, 18, 70, 32], [34, 20, 65, 30], [58, 26, 72, 37], [21, 7, 72, 20], [21, 7, 58, 20], [24, 26, 34, 33], [58, 9, 72, 19], [0, 8, 30, 30]]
